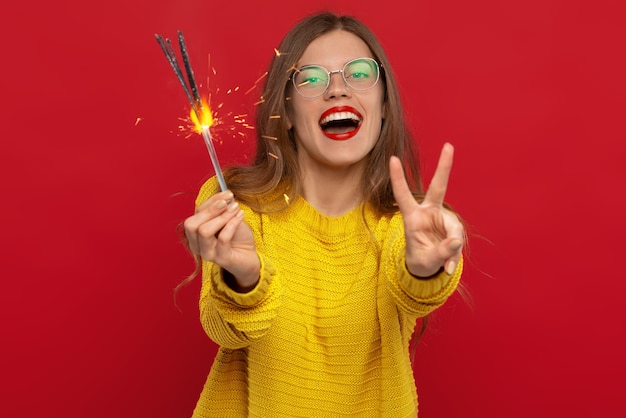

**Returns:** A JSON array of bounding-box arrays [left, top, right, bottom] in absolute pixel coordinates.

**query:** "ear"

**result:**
[[285, 113, 293, 130]]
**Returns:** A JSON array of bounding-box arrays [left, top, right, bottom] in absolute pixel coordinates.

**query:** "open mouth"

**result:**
[[319, 106, 363, 141]]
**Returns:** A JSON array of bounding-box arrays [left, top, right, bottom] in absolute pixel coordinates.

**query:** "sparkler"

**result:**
[[155, 30, 227, 191]]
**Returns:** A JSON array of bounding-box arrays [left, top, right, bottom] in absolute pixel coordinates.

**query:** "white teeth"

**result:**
[[320, 112, 361, 125]]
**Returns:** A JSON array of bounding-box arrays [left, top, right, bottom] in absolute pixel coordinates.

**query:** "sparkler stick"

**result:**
[[155, 31, 228, 192], [155, 36, 196, 114], [178, 31, 203, 112]]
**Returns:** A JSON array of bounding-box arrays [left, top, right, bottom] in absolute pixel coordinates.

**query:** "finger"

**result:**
[[430, 236, 463, 275], [195, 190, 234, 214], [389, 156, 418, 213], [445, 250, 462, 275], [215, 208, 245, 244], [196, 201, 241, 238], [442, 209, 464, 243], [184, 214, 207, 254], [198, 207, 245, 263], [187, 191, 236, 233], [184, 204, 224, 243], [184, 200, 239, 254], [423, 143, 454, 206], [441, 211, 464, 274]]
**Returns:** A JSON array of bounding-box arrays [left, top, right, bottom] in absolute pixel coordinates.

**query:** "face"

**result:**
[[287, 30, 385, 173]]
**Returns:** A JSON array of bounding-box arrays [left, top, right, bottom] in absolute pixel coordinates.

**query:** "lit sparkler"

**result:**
[[155, 30, 227, 191]]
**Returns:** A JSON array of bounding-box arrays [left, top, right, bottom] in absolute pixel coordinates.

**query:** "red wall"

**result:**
[[2, 1, 625, 416]]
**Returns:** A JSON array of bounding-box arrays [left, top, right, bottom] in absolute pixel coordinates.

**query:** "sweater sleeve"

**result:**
[[381, 215, 462, 317], [194, 178, 284, 349], [198, 254, 283, 348]]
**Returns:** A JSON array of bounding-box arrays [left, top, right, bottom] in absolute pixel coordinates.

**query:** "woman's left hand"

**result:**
[[389, 142, 464, 277]]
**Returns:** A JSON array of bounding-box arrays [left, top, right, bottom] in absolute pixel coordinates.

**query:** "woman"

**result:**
[[183, 11, 464, 417]]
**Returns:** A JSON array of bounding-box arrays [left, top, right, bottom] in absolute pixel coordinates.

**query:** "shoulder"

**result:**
[[195, 177, 221, 207]]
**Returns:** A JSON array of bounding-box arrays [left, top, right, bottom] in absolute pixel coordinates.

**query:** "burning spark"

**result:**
[[262, 135, 278, 141], [268, 152, 279, 159], [135, 117, 143, 126], [245, 72, 268, 96], [269, 115, 281, 119], [284, 194, 290, 204], [255, 73, 268, 84], [189, 100, 215, 132], [274, 48, 290, 57]]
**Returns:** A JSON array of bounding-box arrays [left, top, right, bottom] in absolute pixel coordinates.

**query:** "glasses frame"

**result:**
[[291, 57, 382, 98]]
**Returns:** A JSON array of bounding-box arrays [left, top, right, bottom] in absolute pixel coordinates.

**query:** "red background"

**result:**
[[1, 0, 625, 417]]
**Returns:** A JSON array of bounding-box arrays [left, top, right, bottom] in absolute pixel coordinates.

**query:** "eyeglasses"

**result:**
[[291, 57, 381, 98]]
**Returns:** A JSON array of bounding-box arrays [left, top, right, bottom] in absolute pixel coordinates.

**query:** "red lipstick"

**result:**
[[319, 106, 363, 141]]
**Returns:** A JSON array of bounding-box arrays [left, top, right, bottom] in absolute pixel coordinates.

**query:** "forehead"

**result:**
[[298, 30, 374, 69]]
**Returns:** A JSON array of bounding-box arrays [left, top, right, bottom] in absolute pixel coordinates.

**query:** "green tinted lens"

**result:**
[[344, 58, 379, 90], [294, 66, 328, 96]]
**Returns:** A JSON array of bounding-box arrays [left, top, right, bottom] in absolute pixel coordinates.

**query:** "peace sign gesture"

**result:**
[[389, 143, 464, 278]]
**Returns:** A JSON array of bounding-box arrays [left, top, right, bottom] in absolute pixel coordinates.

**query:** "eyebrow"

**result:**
[[296, 57, 376, 70]]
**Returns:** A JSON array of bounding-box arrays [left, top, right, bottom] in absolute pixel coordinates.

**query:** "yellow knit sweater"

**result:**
[[191, 179, 462, 418]]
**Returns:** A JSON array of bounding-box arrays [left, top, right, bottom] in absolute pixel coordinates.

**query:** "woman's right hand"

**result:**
[[183, 190, 260, 290]]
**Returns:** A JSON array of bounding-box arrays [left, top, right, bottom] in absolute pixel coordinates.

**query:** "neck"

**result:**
[[299, 163, 365, 217]]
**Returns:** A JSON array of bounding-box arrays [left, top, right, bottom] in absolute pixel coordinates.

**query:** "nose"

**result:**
[[324, 70, 351, 99]]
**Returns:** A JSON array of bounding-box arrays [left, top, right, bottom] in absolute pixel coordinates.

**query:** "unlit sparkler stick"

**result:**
[[155, 31, 228, 191], [178, 31, 203, 112]]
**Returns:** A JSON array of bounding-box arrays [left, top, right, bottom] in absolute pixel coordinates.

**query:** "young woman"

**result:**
[[183, 11, 464, 417]]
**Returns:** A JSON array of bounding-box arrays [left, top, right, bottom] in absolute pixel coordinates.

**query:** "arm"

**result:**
[[381, 215, 463, 317], [184, 186, 260, 290], [389, 143, 464, 278], [385, 143, 465, 315], [199, 252, 283, 348], [184, 179, 283, 348]]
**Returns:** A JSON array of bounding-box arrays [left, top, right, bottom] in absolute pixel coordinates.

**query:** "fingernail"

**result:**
[[228, 202, 240, 212], [449, 240, 463, 251], [445, 261, 456, 275], [215, 200, 227, 209]]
